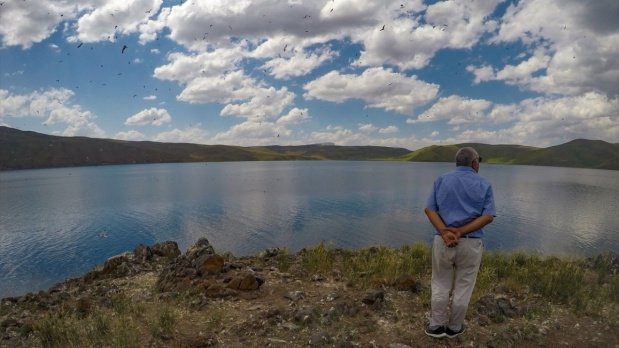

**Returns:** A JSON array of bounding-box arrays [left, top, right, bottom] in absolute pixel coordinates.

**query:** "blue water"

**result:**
[[1, 161, 618, 298]]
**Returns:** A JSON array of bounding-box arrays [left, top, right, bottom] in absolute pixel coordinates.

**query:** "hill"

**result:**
[[1, 126, 617, 170], [0, 127, 409, 170], [403, 140, 619, 170]]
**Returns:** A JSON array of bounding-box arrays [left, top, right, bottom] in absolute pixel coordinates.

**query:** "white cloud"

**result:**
[[261, 47, 338, 80], [0, 1, 81, 49], [62, 120, 105, 138], [486, 0, 619, 97], [124, 107, 171, 126], [153, 127, 209, 144], [358, 123, 377, 133], [277, 108, 309, 125], [0, 88, 105, 137], [351, 0, 501, 70], [210, 120, 291, 146], [144, 95, 156, 100], [115, 130, 148, 141], [71, 0, 163, 43], [304, 67, 439, 115], [410, 95, 493, 124], [3, 70, 24, 77], [379, 126, 398, 134], [220, 85, 295, 119]]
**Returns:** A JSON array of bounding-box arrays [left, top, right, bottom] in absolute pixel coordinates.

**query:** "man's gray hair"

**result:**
[[455, 147, 479, 167]]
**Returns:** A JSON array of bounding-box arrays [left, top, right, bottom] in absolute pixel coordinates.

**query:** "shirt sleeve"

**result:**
[[425, 180, 439, 211], [481, 184, 496, 216]]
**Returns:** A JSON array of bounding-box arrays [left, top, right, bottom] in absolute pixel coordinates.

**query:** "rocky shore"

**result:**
[[1, 238, 618, 347]]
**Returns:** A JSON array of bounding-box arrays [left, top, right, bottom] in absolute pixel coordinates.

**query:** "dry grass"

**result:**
[[3, 245, 617, 348]]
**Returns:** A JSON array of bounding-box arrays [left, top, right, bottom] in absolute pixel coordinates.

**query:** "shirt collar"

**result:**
[[456, 166, 476, 173]]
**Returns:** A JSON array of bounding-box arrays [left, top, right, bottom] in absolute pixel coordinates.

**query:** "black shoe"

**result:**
[[424, 325, 446, 338], [445, 324, 466, 338]]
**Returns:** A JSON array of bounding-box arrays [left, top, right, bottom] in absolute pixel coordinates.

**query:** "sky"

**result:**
[[0, 0, 618, 151]]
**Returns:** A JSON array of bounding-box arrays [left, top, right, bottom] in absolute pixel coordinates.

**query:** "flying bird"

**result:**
[[380, 25, 385, 31], [122, 45, 127, 53], [284, 44, 287, 52], [77, 43, 83, 48]]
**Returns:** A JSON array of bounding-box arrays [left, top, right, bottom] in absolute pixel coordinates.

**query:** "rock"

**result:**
[[101, 252, 134, 275], [98, 296, 112, 308], [284, 291, 306, 301], [185, 237, 215, 261], [362, 289, 384, 305], [76, 295, 94, 314], [282, 322, 300, 330], [176, 277, 192, 292], [134, 244, 152, 263], [475, 294, 521, 319], [152, 241, 181, 258], [311, 274, 325, 281], [177, 334, 217, 347], [197, 254, 224, 275], [389, 344, 413, 348], [335, 342, 354, 348], [204, 284, 238, 298], [295, 308, 316, 324], [0, 318, 20, 329], [261, 247, 280, 258], [309, 331, 330, 345], [227, 274, 263, 291], [393, 274, 420, 292], [325, 292, 340, 301]]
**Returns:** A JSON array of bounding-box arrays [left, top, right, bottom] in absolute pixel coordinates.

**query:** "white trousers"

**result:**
[[429, 235, 483, 331]]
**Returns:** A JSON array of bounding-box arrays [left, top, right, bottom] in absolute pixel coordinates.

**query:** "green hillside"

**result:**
[[1, 126, 617, 170], [404, 140, 619, 170], [0, 127, 407, 170]]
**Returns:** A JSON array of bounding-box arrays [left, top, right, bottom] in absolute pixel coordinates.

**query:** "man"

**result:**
[[424, 147, 496, 339]]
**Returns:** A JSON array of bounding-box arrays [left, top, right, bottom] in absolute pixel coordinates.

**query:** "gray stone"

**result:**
[[309, 331, 330, 345]]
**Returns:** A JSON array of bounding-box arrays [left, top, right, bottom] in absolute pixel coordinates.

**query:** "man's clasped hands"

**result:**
[[439, 227, 463, 248]]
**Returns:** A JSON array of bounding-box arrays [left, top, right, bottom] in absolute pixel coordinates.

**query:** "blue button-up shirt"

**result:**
[[425, 166, 496, 238]]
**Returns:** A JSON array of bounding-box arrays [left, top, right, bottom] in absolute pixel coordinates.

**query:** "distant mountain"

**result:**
[[1, 126, 617, 170], [403, 140, 619, 170], [0, 127, 409, 170]]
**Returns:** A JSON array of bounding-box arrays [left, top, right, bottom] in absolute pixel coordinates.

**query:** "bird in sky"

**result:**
[[77, 43, 82, 48], [380, 25, 385, 31], [122, 45, 127, 53], [284, 44, 287, 52]]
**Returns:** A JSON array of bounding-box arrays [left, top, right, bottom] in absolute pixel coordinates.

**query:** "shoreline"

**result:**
[[1, 238, 618, 347]]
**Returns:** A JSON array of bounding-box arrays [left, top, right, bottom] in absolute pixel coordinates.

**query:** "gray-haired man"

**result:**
[[424, 147, 496, 338]]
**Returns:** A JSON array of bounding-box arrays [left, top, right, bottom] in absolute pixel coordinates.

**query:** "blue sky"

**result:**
[[1, 0, 617, 150]]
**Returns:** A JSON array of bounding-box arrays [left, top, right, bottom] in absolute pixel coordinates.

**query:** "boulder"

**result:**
[[151, 241, 181, 258], [475, 294, 522, 319], [393, 274, 420, 292], [186, 237, 216, 262], [196, 254, 224, 275], [362, 289, 384, 305], [133, 244, 152, 263], [227, 273, 264, 291], [156, 238, 223, 293], [309, 331, 330, 346], [102, 252, 135, 276]]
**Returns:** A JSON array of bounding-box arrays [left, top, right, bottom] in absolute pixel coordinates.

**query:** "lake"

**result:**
[[1, 161, 618, 298]]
